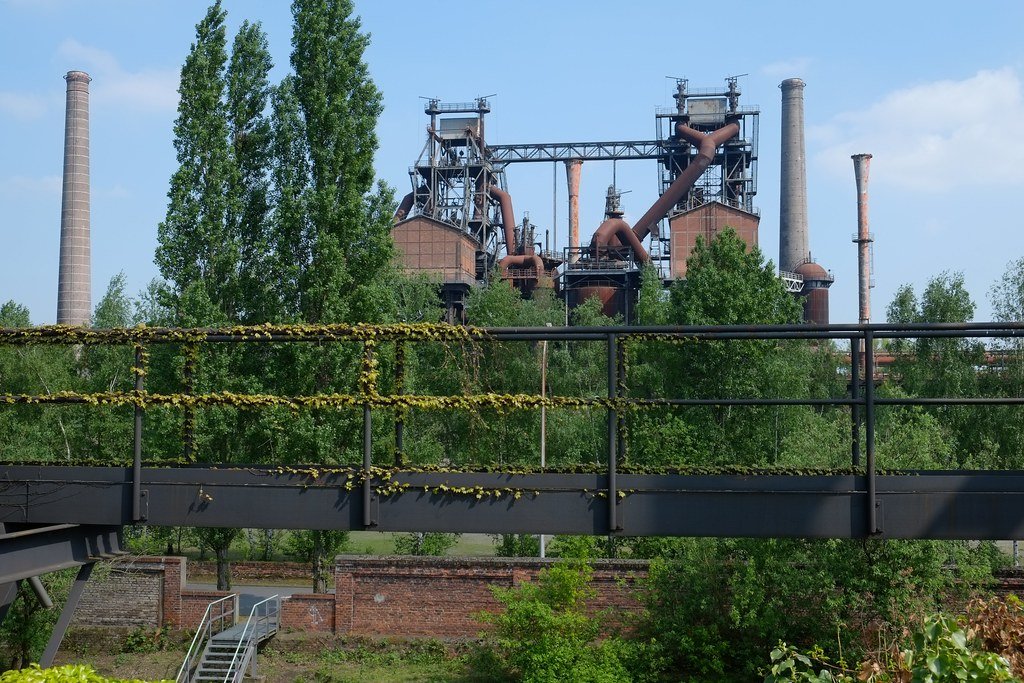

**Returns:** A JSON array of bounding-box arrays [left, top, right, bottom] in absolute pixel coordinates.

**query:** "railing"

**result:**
[[176, 594, 235, 683], [4, 323, 1024, 538], [222, 595, 279, 683]]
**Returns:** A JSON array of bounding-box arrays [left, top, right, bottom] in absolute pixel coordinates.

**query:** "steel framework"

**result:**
[[4, 321, 1024, 655], [1, 321, 1024, 541]]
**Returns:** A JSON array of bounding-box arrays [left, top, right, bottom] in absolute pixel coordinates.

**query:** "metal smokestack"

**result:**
[[57, 70, 92, 325], [779, 78, 808, 273], [565, 159, 582, 263], [852, 153, 873, 326]]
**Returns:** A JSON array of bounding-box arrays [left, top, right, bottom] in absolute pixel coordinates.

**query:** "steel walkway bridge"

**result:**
[[2, 321, 1024, 662]]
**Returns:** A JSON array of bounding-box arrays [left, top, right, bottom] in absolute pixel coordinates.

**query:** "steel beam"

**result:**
[[40, 562, 94, 668], [0, 581, 18, 624], [3, 466, 1024, 540], [0, 522, 123, 584], [488, 140, 667, 163]]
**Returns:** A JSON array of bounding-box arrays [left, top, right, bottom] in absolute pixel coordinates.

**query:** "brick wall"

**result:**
[[281, 594, 335, 632], [72, 555, 648, 639], [189, 560, 311, 582], [71, 557, 166, 628], [333, 556, 648, 639], [70, 556, 235, 630], [180, 590, 238, 631]]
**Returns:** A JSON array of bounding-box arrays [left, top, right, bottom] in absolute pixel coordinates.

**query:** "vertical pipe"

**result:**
[[57, 71, 92, 326], [852, 154, 873, 327], [607, 333, 618, 533], [133, 345, 144, 522], [850, 336, 861, 468], [864, 329, 877, 535], [565, 159, 582, 263], [779, 78, 809, 273]]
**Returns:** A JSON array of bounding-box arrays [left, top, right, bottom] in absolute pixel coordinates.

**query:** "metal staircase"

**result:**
[[177, 595, 279, 683]]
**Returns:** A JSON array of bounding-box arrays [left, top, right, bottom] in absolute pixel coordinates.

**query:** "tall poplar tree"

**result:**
[[226, 20, 274, 323], [155, 1, 238, 318], [290, 0, 394, 325]]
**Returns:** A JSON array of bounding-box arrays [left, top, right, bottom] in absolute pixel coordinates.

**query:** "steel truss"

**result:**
[[3, 322, 1024, 549]]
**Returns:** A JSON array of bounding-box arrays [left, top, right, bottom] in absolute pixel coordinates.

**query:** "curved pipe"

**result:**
[[591, 120, 740, 258], [590, 218, 648, 263], [631, 121, 739, 241], [488, 184, 518, 255], [500, 253, 545, 277], [393, 192, 414, 223]]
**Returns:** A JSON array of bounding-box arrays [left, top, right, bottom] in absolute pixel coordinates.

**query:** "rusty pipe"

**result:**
[[393, 191, 414, 223], [590, 120, 739, 259], [565, 159, 582, 263], [852, 153, 873, 326], [629, 121, 739, 242], [500, 252, 544, 278], [488, 184, 518, 256], [590, 217, 648, 263]]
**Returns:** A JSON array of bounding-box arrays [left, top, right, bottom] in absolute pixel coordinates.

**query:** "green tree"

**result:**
[[884, 273, 985, 465], [155, 1, 238, 317], [656, 229, 811, 466], [289, 0, 395, 324], [226, 20, 274, 323]]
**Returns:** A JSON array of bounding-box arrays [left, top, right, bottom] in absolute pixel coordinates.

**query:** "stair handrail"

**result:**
[[221, 594, 279, 683], [176, 594, 236, 683]]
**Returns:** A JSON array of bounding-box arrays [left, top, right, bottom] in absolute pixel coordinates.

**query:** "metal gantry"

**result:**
[[5, 321, 1024, 657], [1, 322, 1024, 540]]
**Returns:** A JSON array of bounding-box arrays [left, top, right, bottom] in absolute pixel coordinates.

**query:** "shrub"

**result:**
[[473, 559, 631, 682], [0, 663, 170, 682]]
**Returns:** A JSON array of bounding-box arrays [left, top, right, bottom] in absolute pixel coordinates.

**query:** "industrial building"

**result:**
[[391, 77, 832, 324]]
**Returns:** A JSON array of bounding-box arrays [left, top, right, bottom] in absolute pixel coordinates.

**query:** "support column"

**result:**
[[40, 562, 95, 667], [565, 159, 582, 263]]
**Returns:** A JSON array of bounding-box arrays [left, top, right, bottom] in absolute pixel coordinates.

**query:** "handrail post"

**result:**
[[607, 333, 619, 534], [182, 343, 197, 462], [850, 335, 861, 468], [394, 340, 405, 466], [864, 329, 878, 535], [616, 339, 627, 464], [362, 341, 375, 528], [132, 344, 145, 522]]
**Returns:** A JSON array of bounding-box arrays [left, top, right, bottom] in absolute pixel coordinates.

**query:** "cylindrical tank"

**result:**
[[779, 78, 809, 274], [794, 260, 831, 325], [57, 70, 92, 326]]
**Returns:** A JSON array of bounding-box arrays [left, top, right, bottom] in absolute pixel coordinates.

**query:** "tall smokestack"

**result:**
[[852, 153, 873, 326], [57, 70, 91, 326], [565, 159, 582, 263], [779, 78, 808, 273]]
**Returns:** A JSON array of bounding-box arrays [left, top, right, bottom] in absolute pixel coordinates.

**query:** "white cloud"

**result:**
[[761, 58, 811, 79], [812, 68, 1024, 192], [56, 39, 178, 112], [0, 175, 62, 198], [0, 91, 47, 120]]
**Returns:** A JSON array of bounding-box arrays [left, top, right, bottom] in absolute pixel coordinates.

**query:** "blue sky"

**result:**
[[2, 0, 1024, 324]]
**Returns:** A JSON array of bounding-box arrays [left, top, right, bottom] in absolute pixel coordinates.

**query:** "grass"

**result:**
[[344, 532, 497, 557], [60, 629, 476, 682]]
